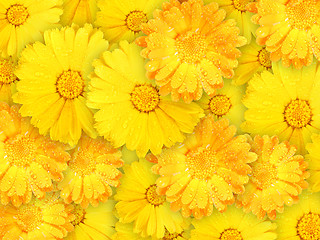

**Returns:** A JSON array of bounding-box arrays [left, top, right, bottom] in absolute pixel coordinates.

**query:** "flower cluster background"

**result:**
[[0, 0, 320, 239]]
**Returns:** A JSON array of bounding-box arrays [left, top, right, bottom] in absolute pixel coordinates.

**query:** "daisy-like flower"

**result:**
[[0, 57, 18, 104], [252, 0, 320, 69], [152, 115, 257, 219], [0, 0, 63, 58], [65, 200, 117, 240], [0, 102, 70, 207], [191, 204, 277, 240], [136, 0, 247, 103], [306, 133, 320, 192], [87, 41, 204, 157], [0, 193, 74, 240], [241, 61, 320, 154], [236, 135, 309, 220], [60, 0, 98, 26], [114, 160, 186, 239], [197, 79, 246, 132], [232, 38, 272, 85], [58, 135, 123, 208], [13, 24, 109, 146]]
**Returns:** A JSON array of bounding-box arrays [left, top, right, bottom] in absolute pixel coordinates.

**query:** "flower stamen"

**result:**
[[0, 59, 17, 84], [284, 99, 312, 128], [145, 184, 165, 206], [297, 212, 320, 240], [220, 228, 243, 240], [125, 10, 147, 33], [131, 85, 160, 112], [209, 94, 232, 117], [6, 4, 29, 26], [56, 70, 84, 99]]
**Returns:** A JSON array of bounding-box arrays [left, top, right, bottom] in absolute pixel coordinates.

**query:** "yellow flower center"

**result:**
[[209, 94, 232, 117], [145, 184, 166, 206], [131, 85, 160, 112], [186, 146, 217, 180], [16, 206, 43, 232], [0, 59, 17, 84], [286, 0, 319, 30], [6, 4, 29, 26], [56, 70, 84, 99], [71, 204, 86, 226], [176, 32, 208, 64], [69, 149, 96, 176], [220, 228, 243, 240], [125, 10, 148, 33], [284, 99, 312, 128], [232, 0, 250, 12], [257, 48, 272, 69], [163, 230, 182, 240], [297, 212, 320, 240], [251, 162, 277, 189]]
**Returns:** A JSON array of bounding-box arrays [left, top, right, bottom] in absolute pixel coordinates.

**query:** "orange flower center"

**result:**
[[209, 94, 232, 116], [0, 59, 17, 84], [284, 99, 312, 128], [186, 146, 217, 180], [145, 184, 166, 206], [257, 48, 272, 69], [297, 213, 320, 240], [286, 0, 319, 30], [251, 162, 277, 189], [220, 228, 243, 240], [16, 206, 43, 232], [176, 32, 208, 64], [56, 70, 84, 99], [125, 10, 148, 33], [131, 85, 160, 112], [232, 0, 250, 12], [71, 204, 86, 226], [69, 149, 96, 176], [6, 4, 29, 26]]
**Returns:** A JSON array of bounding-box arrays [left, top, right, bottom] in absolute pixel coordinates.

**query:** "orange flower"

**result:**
[[136, 0, 246, 102]]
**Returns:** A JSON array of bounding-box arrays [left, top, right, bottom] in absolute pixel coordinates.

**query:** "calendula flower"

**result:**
[[252, 0, 320, 69], [0, 102, 70, 207], [232, 38, 272, 85], [60, 0, 98, 26], [0, 0, 63, 58], [237, 135, 309, 220], [306, 134, 320, 192], [58, 135, 123, 208], [136, 0, 247, 102], [114, 160, 186, 239], [13, 24, 109, 146], [0, 193, 74, 240], [197, 79, 246, 132], [241, 62, 320, 154], [191, 204, 277, 240], [87, 41, 204, 157], [0, 57, 18, 104], [95, 0, 164, 43], [65, 200, 117, 240], [153, 115, 257, 219]]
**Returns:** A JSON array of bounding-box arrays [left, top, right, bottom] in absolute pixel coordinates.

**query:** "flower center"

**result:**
[[257, 48, 272, 69], [5, 135, 37, 168], [125, 10, 148, 33], [297, 212, 320, 240], [176, 32, 208, 64], [163, 230, 183, 240], [284, 99, 312, 128], [16, 206, 43, 232], [209, 94, 232, 117], [251, 162, 277, 189], [145, 184, 166, 206], [0, 59, 17, 84], [71, 204, 86, 226], [131, 85, 160, 112], [186, 146, 217, 180], [286, 0, 319, 30], [69, 150, 96, 176], [220, 228, 243, 240], [232, 0, 250, 12], [6, 4, 29, 26], [56, 70, 84, 99]]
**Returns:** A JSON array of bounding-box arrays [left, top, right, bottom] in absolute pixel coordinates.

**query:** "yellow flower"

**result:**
[[0, 102, 70, 207], [13, 24, 109, 146], [237, 135, 309, 220], [0, 57, 18, 104], [306, 134, 320, 192], [152, 115, 257, 219], [58, 135, 123, 208], [0, 193, 74, 240], [95, 0, 164, 44], [0, 0, 63, 58], [114, 160, 186, 239], [87, 41, 204, 157], [241, 62, 320, 154], [136, 0, 247, 103], [191, 204, 277, 240], [197, 79, 246, 132], [252, 0, 320, 69], [60, 0, 98, 26], [65, 200, 117, 240]]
